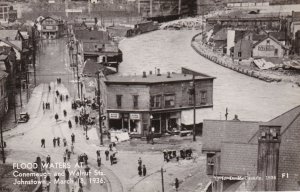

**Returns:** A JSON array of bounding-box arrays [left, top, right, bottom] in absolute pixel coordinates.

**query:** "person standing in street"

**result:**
[[138, 165, 142, 176], [97, 156, 101, 168], [143, 165, 147, 176], [105, 150, 109, 161], [175, 178, 179, 191], [71, 133, 75, 144], [55, 113, 59, 122], [53, 137, 56, 147], [65, 168, 70, 180], [63, 154, 67, 162], [75, 116, 78, 125], [55, 174, 59, 185], [41, 138, 45, 148], [68, 120, 72, 129], [96, 150, 100, 158], [46, 155, 51, 164], [63, 110, 67, 117], [67, 150, 71, 161], [138, 157, 142, 167], [63, 138, 67, 147], [57, 137, 60, 147]]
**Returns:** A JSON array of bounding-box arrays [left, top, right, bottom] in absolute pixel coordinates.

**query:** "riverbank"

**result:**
[[191, 32, 300, 86]]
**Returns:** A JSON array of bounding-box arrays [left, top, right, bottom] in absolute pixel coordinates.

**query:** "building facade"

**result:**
[[40, 17, 64, 39], [252, 36, 287, 58], [0, 4, 17, 23], [103, 68, 214, 137]]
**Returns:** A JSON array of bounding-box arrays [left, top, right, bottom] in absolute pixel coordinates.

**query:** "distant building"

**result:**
[[40, 17, 64, 39], [252, 35, 288, 58], [0, 4, 17, 23], [102, 67, 215, 137], [233, 39, 252, 60], [202, 105, 300, 191]]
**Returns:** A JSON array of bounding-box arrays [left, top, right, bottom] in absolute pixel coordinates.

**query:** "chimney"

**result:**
[[257, 125, 281, 191], [167, 72, 171, 78], [157, 68, 161, 76], [149, 71, 152, 75], [142, 71, 147, 78]]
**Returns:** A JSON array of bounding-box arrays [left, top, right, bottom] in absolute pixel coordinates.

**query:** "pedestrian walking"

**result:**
[[67, 150, 71, 161], [96, 150, 100, 158], [71, 144, 74, 154], [84, 165, 90, 177], [65, 168, 70, 180], [105, 150, 109, 161], [175, 178, 179, 191], [71, 133, 75, 144], [63, 154, 67, 162], [55, 174, 59, 185], [138, 157, 142, 166], [46, 155, 51, 164], [46, 175, 50, 191], [97, 156, 101, 168], [63, 110, 67, 117], [109, 143, 112, 151], [60, 95, 63, 102], [143, 165, 147, 176], [75, 116, 78, 125], [110, 155, 113, 165], [57, 137, 60, 147], [138, 165, 142, 176], [53, 137, 56, 147], [63, 138, 67, 147], [83, 153, 88, 165], [41, 138, 45, 148], [55, 113, 59, 122], [56, 90, 59, 97], [68, 120, 72, 129]]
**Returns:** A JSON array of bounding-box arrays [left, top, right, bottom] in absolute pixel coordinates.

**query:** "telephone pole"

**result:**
[[32, 25, 37, 87], [97, 71, 103, 145], [75, 41, 80, 99], [1, 117, 5, 163], [192, 75, 196, 142]]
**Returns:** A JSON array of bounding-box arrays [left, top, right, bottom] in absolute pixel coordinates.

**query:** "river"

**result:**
[[118, 30, 300, 122]]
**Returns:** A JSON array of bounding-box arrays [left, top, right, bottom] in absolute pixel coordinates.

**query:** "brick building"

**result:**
[[102, 67, 215, 137], [202, 105, 300, 191]]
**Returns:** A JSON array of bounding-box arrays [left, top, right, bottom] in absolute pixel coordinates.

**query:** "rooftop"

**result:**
[[82, 59, 116, 77], [105, 70, 215, 85], [0, 30, 19, 41], [74, 30, 110, 43]]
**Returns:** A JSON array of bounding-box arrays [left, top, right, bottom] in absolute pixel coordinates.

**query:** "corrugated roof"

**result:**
[[105, 72, 214, 85], [220, 142, 258, 176], [202, 120, 260, 151], [74, 30, 110, 43]]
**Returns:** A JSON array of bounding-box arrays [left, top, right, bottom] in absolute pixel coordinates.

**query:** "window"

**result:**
[[266, 40, 270, 44], [116, 95, 122, 108], [200, 91, 207, 104], [133, 95, 138, 108], [238, 51, 242, 57], [164, 94, 175, 107], [274, 49, 278, 56], [150, 95, 161, 108]]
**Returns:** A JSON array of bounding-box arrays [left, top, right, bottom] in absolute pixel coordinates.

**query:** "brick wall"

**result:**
[[106, 84, 150, 110], [277, 116, 300, 190]]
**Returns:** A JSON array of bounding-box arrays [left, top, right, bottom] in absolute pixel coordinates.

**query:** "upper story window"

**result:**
[[133, 95, 139, 108], [200, 91, 207, 105], [116, 95, 122, 108], [266, 39, 270, 44], [150, 95, 161, 108], [164, 94, 175, 108]]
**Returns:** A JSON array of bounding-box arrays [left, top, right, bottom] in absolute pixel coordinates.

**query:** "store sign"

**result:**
[[109, 113, 120, 119], [130, 113, 140, 120], [257, 45, 275, 51]]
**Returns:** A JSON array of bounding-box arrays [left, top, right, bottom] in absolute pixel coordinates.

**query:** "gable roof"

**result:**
[[74, 30, 110, 43], [0, 38, 22, 52], [253, 35, 287, 49], [40, 16, 60, 24], [202, 120, 260, 151], [220, 142, 258, 176]]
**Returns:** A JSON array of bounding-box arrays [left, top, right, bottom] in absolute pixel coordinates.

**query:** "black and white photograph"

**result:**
[[0, 0, 300, 191]]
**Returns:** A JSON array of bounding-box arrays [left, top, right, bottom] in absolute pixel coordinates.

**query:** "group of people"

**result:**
[[43, 102, 51, 110], [163, 149, 193, 162], [137, 157, 147, 177]]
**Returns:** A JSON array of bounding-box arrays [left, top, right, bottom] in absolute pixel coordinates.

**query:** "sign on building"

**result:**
[[109, 113, 120, 119], [130, 113, 140, 120], [258, 45, 275, 51]]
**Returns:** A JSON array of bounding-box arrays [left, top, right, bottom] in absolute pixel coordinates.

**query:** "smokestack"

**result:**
[[157, 68, 161, 76], [167, 72, 171, 78], [142, 71, 147, 78]]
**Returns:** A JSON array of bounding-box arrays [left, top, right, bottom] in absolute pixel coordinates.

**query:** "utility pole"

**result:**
[[0, 117, 5, 163], [225, 107, 228, 120], [32, 25, 37, 87], [75, 41, 80, 99], [192, 75, 196, 142], [161, 167, 165, 192], [97, 71, 103, 146]]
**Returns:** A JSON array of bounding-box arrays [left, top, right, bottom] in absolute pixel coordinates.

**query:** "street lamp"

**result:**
[[188, 75, 196, 142]]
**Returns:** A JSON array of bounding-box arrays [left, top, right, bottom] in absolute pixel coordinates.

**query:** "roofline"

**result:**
[[0, 38, 22, 52], [267, 105, 300, 122], [253, 35, 287, 49], [203, 119, 261, 123], [104, 77, 215, 85]]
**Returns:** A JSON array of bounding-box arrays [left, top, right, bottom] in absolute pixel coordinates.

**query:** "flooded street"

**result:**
[[119, 30, 300, 122]]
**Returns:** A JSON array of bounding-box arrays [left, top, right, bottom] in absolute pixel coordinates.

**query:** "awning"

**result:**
[[181, 108, 216, 125]]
